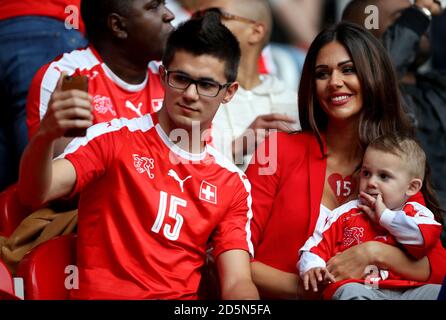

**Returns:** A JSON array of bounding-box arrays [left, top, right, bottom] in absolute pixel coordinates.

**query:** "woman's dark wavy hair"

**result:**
[[298, 22, 414, 156], [421, 163, 445, 224]]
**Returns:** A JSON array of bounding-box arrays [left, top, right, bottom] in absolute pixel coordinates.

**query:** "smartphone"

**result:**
[[61, 75, 89, 137]]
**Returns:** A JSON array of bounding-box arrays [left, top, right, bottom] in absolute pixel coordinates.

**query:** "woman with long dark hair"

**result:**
[[246, 22, 446, 299]]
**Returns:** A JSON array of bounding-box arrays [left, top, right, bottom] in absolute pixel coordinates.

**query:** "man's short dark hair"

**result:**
[[162, 11, 241, 83], [80, 0, 132, 43]]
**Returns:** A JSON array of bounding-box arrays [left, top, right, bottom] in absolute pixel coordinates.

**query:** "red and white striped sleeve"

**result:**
[[26, 47, 100, 138], [379, 202, 442, 259], [298, 202, 358, 275]]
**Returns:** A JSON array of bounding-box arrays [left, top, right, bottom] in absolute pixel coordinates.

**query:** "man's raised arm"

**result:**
[[18, 74, 92, 207]]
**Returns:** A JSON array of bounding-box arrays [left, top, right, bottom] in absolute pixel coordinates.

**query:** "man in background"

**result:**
[[198, 0, 300, 171]]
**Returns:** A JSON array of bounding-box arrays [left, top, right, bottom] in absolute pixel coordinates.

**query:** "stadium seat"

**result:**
[[0, 258, 20, 299], [16, 234, 77, 300], [0, 184, 32, 237]]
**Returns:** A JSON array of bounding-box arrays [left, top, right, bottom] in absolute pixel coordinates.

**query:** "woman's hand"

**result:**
[[326, 242, 377, 281], [326, 241, 431, 282]]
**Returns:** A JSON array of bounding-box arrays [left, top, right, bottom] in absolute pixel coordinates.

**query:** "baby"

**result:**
[[298, 134, 443, 300]]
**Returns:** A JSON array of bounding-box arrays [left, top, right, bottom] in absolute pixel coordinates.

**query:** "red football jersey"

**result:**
[[26, 45, 165, 138], [299, 199, 443, 299], [61, 113, 254, 299], [300, 200, 442, 271]]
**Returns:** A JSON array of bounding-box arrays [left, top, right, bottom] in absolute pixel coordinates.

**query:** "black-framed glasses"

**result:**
[[163, 67, 231, 97], [192, 7, 258, 25]]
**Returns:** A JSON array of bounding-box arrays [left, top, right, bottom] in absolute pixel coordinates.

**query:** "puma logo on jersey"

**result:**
[[125, 100, 143, 117], [133, 154, 155, 179], [168, 169, 191, 192]]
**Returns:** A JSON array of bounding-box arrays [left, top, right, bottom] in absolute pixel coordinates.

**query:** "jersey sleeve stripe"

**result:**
[[38, 47, 100, 120], [58, 114, 155, 159], [406, 202, 442, 225]]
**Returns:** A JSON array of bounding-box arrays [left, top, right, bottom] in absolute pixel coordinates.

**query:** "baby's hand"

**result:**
[[359, 192, 387, 223], [302, 267, 336, 292]]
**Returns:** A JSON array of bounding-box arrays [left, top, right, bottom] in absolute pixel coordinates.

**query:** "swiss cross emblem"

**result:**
[[199, 181, 217, 204]]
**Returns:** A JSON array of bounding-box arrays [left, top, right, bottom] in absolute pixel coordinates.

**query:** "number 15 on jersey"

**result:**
[[151, 191, 187, 241]]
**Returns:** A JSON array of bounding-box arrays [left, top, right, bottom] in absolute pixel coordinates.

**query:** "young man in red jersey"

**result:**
[[18, 11, 259, 300]]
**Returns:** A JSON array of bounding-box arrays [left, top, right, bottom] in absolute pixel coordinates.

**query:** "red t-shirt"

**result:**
[[62, 114, 254, 299], [299, 199, 443, 299], [0, 0, 85, 32], [301, 200, 442, 264], [26, 46, 165, 139]]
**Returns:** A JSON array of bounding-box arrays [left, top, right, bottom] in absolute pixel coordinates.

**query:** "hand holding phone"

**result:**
[[61, 75, 89, 137]]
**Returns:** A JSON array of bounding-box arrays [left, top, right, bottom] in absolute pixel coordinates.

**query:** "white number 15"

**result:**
[[151, 191, 186, 241]]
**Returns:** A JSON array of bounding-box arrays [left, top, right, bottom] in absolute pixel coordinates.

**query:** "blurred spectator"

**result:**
[[26, 0, 174, 156], [168, 0, 277, 74], [343, 0, 446, 243], [432, 11, 446, 71], [167, 0, 205, 26], [197, 0, 300, 171], [268, 0, 323, 50], [0, 0, 88, 191], [168, 0, 305, 89], [334, 0, 355, 22], [268, 43, 305, 90]]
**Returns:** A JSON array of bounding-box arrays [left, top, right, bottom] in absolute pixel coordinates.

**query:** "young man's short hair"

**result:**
[[162, 11, 241, 83]]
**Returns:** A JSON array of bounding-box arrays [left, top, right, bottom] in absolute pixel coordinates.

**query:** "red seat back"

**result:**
[[0, 184, 32, 237], [16, 234, 77, 300], [0, 258, 19, 299]]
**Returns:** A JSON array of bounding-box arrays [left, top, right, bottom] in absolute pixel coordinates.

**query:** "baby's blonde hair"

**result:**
[[367, 134, 426, 180]]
